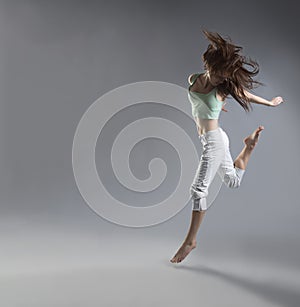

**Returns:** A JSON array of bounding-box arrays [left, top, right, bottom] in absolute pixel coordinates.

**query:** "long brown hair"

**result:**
[[201, 29, 264, 112]]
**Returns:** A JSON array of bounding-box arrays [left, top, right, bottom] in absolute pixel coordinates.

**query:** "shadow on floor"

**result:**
[[175, 264, 300, 307]]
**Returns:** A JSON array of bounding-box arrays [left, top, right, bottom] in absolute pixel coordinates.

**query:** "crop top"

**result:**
[[187, 73, 224, 119]]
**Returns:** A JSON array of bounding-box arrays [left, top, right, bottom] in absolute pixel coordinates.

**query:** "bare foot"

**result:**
[[170, 241, 197, 263], [243, 125, 264, 149]]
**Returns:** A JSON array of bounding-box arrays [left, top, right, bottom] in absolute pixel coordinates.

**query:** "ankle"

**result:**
[[184, 239, 197, 246]]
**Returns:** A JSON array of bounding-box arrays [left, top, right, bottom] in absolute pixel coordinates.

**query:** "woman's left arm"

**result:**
[[243, 90, 285, 107]]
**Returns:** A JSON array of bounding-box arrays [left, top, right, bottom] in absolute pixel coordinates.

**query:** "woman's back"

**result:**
[[188, 73, 225, 135]]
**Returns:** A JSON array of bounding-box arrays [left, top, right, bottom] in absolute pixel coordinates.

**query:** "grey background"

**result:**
[[1, 0, 299, 306]]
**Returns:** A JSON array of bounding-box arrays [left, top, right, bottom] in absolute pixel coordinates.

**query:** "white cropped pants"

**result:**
[[190, 126, 245, 211]]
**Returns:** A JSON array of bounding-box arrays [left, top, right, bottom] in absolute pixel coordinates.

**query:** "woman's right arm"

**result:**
[[243, 89, 284, 107]]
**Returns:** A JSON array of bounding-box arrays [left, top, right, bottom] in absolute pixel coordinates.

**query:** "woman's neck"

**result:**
[[199, 71, 215, 90]]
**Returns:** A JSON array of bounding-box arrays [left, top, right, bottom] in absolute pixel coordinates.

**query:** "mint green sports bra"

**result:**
[[187, 73, 224, 119]]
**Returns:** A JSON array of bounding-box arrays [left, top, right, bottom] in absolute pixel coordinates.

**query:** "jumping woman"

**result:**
[[170, 29, 284, 263]]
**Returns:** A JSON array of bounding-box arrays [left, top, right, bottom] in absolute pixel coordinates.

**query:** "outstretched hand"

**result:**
[[269, 96, 285, 107]]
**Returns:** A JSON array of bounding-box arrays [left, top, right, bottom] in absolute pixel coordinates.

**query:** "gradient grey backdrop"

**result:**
[[1, 0, 299, 306]]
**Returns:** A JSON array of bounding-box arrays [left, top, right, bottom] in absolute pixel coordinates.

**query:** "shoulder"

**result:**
[[188, 73, 199, 85]]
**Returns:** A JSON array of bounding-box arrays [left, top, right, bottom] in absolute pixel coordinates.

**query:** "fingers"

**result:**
[[222, 107, 228, 112], [271, 96, 285, 106], [275, 96, 285, 103]]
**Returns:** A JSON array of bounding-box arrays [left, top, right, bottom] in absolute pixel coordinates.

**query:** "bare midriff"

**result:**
[[195, 117, 219, 136]]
